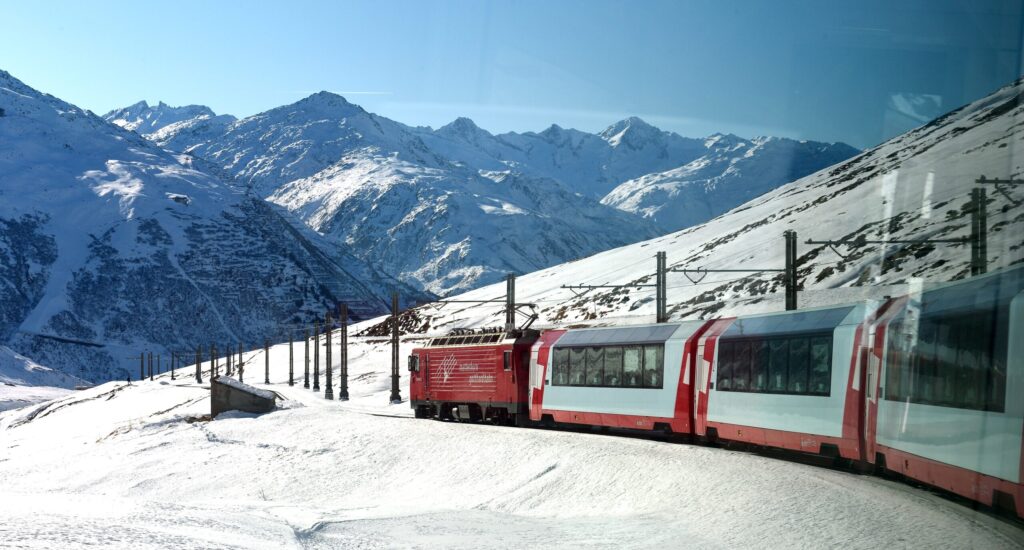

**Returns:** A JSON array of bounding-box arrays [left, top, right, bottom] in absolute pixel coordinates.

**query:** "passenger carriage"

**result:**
[[867, 266, 1024, 514], [694, 303, 879, 460], [527, 321, 708, 433]]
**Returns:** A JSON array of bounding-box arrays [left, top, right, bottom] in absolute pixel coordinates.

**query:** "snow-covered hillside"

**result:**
[[602, 134, 859, 231], [1, 336, 1018, 548], [0, 70, 421, 384], [354, 76, 1024, 334], [103, 100, 234, 136], [145, 94, 854, 294]]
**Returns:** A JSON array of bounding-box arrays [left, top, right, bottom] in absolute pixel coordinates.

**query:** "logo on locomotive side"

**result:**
[[440, 354, 458, 383]]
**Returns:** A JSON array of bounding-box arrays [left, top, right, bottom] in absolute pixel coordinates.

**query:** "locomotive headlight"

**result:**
[[407, 355, 420, 372]]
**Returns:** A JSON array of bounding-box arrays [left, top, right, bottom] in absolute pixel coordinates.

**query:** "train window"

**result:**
[[552, 348, 570, 385], [883, 310, 1006, 413], [569, 347, 586, 386], [623, 346, 642, 387], [643, 345, 663, 389], [586, 347, 605, 386], [604, 346, 623, 386], [717, 342, 734, 391], [808, 337, 831, 395], [788, 338, 809, 393], [768, 340, 789, 392], [750, 341, 768, 391], [733, 342, 751, 391]]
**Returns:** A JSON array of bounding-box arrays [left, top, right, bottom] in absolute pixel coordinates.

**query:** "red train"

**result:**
[[408, 265, 1024, 517]]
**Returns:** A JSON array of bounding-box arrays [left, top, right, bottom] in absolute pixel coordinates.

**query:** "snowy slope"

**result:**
[[0, 335, 1018, 548], [0, 70, 420, 384], [602, 134, 860, 231], [352, 76, 1024, 334], [103, 100, 234, 136]]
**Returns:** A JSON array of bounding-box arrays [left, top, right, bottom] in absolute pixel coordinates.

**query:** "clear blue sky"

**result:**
[[3, 0, 1021, 149]]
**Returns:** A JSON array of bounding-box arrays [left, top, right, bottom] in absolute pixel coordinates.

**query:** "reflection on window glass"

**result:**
[[552, 348, 569, 385], [604, 346, 623, 387], [751, 341, 768, 391], [586, 347, 604, 386], [643, 345, 663, 389], [809, 337, 831, 395], [623, 347, 642, 387], [883, 310, 1006, 412], [569, 348, 585, 386], [717, 343, 734, 391], [769, 340, 789, 392]]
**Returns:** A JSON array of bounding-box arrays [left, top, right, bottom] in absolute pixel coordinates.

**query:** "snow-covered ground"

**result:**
[[2, 336, 1021, 549]]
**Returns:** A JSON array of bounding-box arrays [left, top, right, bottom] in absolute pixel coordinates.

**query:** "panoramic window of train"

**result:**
[[552, 348, 569, 385], [569, 348, 586, 386], [717, 343, 734, 391], [604, 347, 623, 386], [586, 347, 605, 385], [643, 345, 664, 389], [887, 309, 1008, 413], [751, 342, 768, 392], [769, 340, 789, 392], [808, 337, 832, 396], [623, 347, 642, 387]]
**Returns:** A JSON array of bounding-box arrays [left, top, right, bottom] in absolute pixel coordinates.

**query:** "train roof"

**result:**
[[552, 320, 706, 347]]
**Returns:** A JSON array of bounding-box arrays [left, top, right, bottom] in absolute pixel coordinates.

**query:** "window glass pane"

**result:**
[[553, 348, 569, 385], [604, 346, 623, 387], [935, 321, 958, 407], [768, 340, 788, 392], [788, 337, 809, 393], [586, 347, 605, 386], [809, 336, 831, 395], [916, 321, 938, 404], [623, 346, 642, 387], [643, 345, 663, 388], [750, 341, 768, 392], [884, 319, 903, 401], [733, 342, 751, 391], [717, 342, 734, 391], [569, 348, 586, 386]]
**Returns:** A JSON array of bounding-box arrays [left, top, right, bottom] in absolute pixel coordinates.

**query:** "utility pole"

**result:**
[[970, 187, 988, 276], [170, 353, 175, 381], [304, 329, 310, 389], [390, 291, 402, 404], [211, 343, 217, 378], [672, 233, 797, 311], [784, 230, 798, 311], [288, 332, 294, 387], [313, 320, 320, 391], [195, 346, 202, 384], [505, 274, 516, 333], [656, 251, 667, 322], [563, 252, 669, 322], [139, 351, 144, 381], [148, 352, 153, 381], [264, 339, 270, 384], [325, 312, 334, 400], [809, 183, 992, 279], [237, 344, 242, 376], [226, 343, 232, 376], [339, 303, 349, 401]]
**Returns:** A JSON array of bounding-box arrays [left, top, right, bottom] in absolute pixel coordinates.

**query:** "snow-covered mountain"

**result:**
[[145, 94, 853, 294], [269, 158, 659, 295], [0, 70, 420, 383], [602, 135, 860, 231], [149, 93, 663, 294], [353, 75, 1024, 334], [103, 100, 234, 136], [419, 116, 713, 199]]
